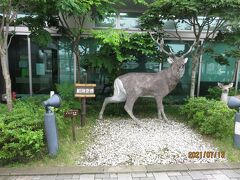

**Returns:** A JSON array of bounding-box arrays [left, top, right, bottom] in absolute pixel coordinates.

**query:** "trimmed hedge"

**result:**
[[0, 100, 45, 164], [180, 97, 236, 139]]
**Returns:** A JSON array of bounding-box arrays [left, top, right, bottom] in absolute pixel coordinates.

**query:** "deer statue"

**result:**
[[218, 83, 234, 103], [99, 37, 196, 124]]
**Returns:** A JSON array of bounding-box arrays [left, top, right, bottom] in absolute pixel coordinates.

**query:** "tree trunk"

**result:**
[[74, 47, 81, 83], [0, 53, 13, 111], [190, 54, 200, 98]]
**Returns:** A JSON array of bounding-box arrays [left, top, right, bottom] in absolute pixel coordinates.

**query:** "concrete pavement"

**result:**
[[1, 163, 240, 180]]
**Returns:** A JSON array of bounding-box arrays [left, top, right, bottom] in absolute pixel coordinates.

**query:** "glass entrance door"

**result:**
[[31, 43, 58, 94]]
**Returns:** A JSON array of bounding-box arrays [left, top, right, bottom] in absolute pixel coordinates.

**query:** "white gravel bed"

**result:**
[[77, 118, 227, 166]]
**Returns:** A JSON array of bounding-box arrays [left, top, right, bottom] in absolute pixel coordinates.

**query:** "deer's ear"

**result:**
[[184, 58, 188, 64], [229, 83, 234, 88], [167, 57, 174, 64], [218, 82, 223, 88]]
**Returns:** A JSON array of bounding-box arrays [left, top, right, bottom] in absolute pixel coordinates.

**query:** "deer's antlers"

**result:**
[[149, 32, 174, 57], [149, 32, 197, 58], [181, 40, 197, 57]]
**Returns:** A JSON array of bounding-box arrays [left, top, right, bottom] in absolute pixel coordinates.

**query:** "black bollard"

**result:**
[[44, 112, 58, 156], [43, 94, 61, 156], [234, 112, 240, 148]]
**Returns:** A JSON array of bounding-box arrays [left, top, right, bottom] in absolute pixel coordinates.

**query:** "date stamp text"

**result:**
[[188, 151, 225, 159]]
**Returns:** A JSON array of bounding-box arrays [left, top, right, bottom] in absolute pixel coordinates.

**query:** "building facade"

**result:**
[[0, 6, 239, 100]]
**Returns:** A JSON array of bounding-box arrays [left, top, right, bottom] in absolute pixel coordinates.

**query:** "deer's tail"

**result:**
[[113, 78, 127, 97]]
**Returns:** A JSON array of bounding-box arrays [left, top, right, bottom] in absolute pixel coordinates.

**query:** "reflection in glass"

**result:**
[[8, 36, 29, 94], [120, 12, 141, 29], [95, 13, 116, 27]]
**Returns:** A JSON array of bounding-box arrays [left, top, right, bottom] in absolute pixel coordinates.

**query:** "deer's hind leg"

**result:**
[[98, 95, 126, 120]]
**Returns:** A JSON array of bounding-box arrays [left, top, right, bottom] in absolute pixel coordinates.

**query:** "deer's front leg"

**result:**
[[155, 96, 169, 122]]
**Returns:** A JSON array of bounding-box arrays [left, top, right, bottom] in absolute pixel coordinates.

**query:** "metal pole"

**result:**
[[73, 53, 77, 84], [27, 36, 33, 96], [72, 117, 76, 141], [235, 60, 240, 95], [81, 98, 86, 126], [197, 53, 203, 97]]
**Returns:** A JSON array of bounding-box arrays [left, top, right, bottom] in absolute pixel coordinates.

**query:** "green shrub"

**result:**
[[56, 83, 81, 110], [56, 83, 75, 101], [0, 100, 45, 164], [180, 97, 235, 139]]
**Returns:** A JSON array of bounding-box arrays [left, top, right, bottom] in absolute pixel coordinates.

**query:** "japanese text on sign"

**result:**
[[75, 84, 96, 98]]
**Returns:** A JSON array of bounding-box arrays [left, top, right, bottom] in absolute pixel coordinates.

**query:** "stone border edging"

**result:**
[[1, 163, 240, 176]]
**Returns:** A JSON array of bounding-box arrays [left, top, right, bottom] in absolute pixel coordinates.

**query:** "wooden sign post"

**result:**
[[64, 109, 79, 141], [75, 84, 96, 126]]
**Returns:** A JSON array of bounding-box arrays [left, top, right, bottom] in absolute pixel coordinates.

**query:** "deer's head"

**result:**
[[218, 82, 233, 94], [167, 56, 188, 78]]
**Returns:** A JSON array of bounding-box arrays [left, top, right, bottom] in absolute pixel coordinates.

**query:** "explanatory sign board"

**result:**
[[75, 84, 96, 98]]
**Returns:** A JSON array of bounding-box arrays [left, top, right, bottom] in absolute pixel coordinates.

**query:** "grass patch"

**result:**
[[207, 136, 240, 162]]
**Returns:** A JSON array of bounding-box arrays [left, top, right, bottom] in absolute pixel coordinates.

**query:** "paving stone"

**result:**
[[169, 177, 178, 180], [110, 173, 117, 178], [79, 174, 94, 180], [56, 175, 73, 179], [140, 177, 155, 180], [205, 174, 214, 178], [132, 173, 146, 178], [132, 178, 140, 180], [213, 174, 230, 180], [176, 176, 192, 180], [180, 172, 189, 176], [39, 175, 56, 180], [95, 173, 110, 179], [102, 178, 117, 180], [153, 173, 170, 180], [167, 172, 181, 176], [147, 164, 187, 172], [221, 170, 240, 178], [202, 170, 222, 175], [72, 175, 80, 179], [32, 177, 41, 180], [16, 176, 32, 180], [188, 171, 207, 179], [118, 173, 132, 180], [146, 173, 153, 177]]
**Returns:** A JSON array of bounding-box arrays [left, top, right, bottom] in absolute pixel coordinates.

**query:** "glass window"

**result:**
[[119, 12, 141, 29], [31, 41, 59, 94], [199, 42, 237, 96], [8, 35, 29, 95], [95, 13, 116, 28], [59, 39, 74, 83], [163, 20, 192, 30]]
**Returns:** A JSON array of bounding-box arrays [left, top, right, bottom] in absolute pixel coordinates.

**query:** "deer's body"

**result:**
[[99, 57, 188, 123], [99, 36, 195, 124]]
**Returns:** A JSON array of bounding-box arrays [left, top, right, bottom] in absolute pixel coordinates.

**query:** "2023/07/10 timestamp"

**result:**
[[188, 151, 225, 159]]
